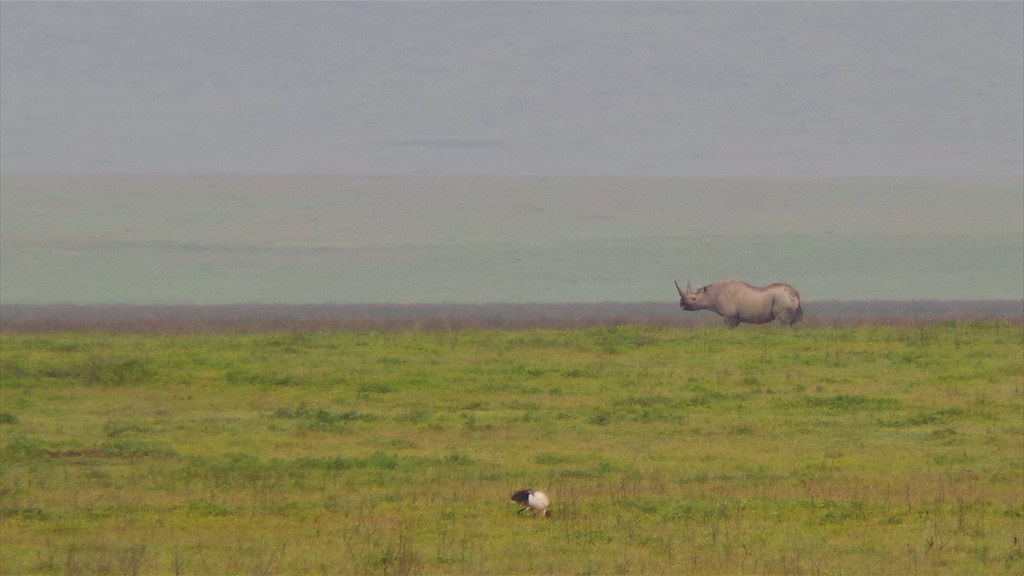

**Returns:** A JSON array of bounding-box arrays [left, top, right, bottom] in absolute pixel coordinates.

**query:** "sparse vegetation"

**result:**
[[1, 321, 1022, 574]]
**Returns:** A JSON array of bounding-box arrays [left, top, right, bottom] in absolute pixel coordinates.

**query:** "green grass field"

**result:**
[[1, 323, 1022, 575]]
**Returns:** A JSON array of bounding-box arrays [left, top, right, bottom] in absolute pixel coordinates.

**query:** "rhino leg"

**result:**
[[776, 306, 803, 327], [722, 316, 741, 329]]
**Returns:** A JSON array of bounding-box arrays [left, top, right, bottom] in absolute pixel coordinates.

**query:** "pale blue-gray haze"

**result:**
[[1, 2, 1022, 305]]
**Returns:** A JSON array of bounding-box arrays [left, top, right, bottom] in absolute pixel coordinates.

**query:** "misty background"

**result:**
[[1, 2, 1022, 305]]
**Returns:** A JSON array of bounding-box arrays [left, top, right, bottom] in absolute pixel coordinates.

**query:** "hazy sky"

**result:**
[[2, 1, 1022, 178]]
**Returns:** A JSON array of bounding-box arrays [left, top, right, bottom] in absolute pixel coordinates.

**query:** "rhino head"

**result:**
[[675, 280, 709, 311]]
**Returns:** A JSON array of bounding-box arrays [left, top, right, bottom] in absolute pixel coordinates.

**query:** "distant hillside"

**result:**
[[1, 301, 1020, 333]]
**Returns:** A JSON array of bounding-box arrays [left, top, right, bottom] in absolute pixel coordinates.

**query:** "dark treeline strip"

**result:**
[[1, 301, 1021, 333]]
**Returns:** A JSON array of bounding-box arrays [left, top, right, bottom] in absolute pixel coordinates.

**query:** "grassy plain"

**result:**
[[1, 322, 1022, 575]]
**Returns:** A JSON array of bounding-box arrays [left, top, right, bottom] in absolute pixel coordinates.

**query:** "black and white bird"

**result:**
[[510, 488, 551, 518]]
